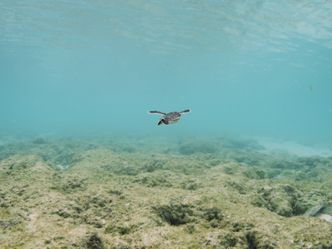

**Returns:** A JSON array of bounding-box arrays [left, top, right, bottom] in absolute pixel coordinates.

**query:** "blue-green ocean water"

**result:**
[[1, 1, 332, 146]]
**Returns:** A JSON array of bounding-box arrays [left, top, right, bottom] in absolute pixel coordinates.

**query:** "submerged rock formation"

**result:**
[[0, 136, 331, 248]]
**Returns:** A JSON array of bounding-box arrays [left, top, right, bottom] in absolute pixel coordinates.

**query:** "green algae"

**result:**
[[178, 139, 219, 155], [153, 203, 194, 225], [85, 234, 104, 249], [0, 136, 331, 248]]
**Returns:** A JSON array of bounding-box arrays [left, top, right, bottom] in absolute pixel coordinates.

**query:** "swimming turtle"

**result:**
[[149, 109, 191, 125]]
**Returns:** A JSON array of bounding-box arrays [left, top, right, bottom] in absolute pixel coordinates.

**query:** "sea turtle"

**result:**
[[149, 109, 191, 125]]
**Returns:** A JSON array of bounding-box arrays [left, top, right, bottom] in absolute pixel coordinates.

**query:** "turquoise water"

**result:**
[[1, 3, 332, 248], [1, 1, 332, 145]]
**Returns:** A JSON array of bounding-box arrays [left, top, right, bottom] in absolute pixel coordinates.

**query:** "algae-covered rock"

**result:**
[[181, 180, 199, 190], [85, 234, 104, 249], [304, 202, 332, 223], [322, 203, 332, 216], [0, 193, 9, 208], [231, 222, 254, 232], [201, 207, 223, 222], [200, 207, 224, 228], [226, 180, 247, 194], [0, 139, 86, 169], [220, 137, 264, 151], [203, 232, 237, 248], [48, 150, 82, 170], [245, 231, 277, 249], [243, 168, 266, 179], [104, 223, 137, 235], [110, 164, 140, 176], [178, 140, 218, 155], [32, 137, 48, 145], [5, 156, 40, 174], [133, 174, 172, 188], [0, 218, 22, 229], [304, 204, 326, 217], [231, 154, 262, 165], [297, 156, 328, 168], [270, 159, 302, 169], [219, 232, 238, 248], [144, 159, 166, 172], [111, 242, 132, 249], [265, 169, 282, 179], [223, 165, 237, 175], [52, 175, 87, 193], [252, 184, 306, 217], [53, 208, 72, 219], [153, 203, 194, 225], [1, 136, 332, 249]]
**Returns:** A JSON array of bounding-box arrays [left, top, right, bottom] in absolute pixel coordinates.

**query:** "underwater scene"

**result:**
[[1, 1, 332, 248]]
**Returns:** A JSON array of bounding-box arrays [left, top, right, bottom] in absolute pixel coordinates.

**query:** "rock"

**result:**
[[243, 168, 266, 179], [0, 218, 22, 229], [304, 203, 332, 223], [219, 232, 238, 247], [145, 160, 166, 172], [304, 204, 325, 217], [53, 209, 71, 218], [85, 234, 104, 249], [153, 203, 193, 226], [181, 180, 199, 190], [245, 231, 276, 249], [318, 214, 332, 223], [133, 174, 172, 188], [252, 184, 306, 217], [105, 224, 131, 235], [178, 140, 218, 155], [201, 207, 223, 222], [32, 138, 48, 144]]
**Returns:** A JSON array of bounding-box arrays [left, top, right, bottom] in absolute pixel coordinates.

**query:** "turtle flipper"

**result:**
[[179, 109, 191, 114], [149, 110, 167, 115]]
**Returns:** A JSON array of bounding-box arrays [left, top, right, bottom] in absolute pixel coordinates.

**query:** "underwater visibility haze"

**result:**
[[1, 1, 332, 248], [0, 0, 332, 143]]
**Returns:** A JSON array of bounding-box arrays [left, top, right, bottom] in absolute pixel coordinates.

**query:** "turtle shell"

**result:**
[[163, 112, 181, 123]]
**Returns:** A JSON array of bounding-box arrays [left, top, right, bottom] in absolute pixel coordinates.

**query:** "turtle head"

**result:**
[[158, 119, 169, 125]]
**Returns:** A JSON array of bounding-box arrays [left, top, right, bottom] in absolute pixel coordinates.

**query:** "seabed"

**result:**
[[0, 136, 331, 249]]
